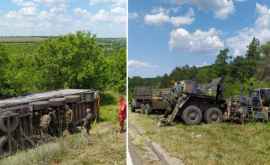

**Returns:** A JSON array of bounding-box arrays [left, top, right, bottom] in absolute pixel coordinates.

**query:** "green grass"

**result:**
[[2, 43, 39, 55], [130, 112, 270, 165], [100, 104, 119, 123]]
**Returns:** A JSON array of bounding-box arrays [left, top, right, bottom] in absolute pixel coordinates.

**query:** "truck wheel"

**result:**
[[131, 106, 136, 112], [144, 104, 152, 115], [131, 99, 136, 112], [182, 105, 202, 125], [204, 107, 223, 123], [0, 112, 19, 133], [140, 104, 145, 114], [0, 136, 9, 155]]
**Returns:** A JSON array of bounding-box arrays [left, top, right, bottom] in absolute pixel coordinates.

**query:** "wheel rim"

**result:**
[[210, 112, 219, 121], [188, 111, 199, 121]]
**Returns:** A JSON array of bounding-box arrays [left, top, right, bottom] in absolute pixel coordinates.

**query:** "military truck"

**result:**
[[131, 87, 169, 114], [160, 78, 227, 125], [228, 88, 270, 123], [0, 89, 99, 156]]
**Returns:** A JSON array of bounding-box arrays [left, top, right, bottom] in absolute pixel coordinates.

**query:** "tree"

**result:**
[[0, 45, 10, 98], [257, 42, 270, 81], [108, 48, 126, 93], [261, 41, 270, 57], [214, 48, 230, 76], [35, 31, 109, 90], [246, 37, 260, 60]]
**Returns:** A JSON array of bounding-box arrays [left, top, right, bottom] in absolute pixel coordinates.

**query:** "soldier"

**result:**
[[48, 109, 57, 136], [216, 76, 224, 101], [174, 81, 182, 95], [83, 108, 96, 135], [40, 112, 52, 138], [65, 105, 74, 134]]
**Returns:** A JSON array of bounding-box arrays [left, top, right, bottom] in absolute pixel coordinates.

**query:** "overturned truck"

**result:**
[[0, 89, 99, 156]]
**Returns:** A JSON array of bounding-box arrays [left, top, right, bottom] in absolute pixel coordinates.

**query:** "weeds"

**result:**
[[130, 112, 270, 165]]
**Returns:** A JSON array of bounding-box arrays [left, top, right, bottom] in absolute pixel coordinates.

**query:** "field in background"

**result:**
[[0, 36, 125, 60], [0, 92, 125, 165], [129, 112, 270, 165]]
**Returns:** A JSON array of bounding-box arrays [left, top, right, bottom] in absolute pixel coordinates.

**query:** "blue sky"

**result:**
[[0, 0, 126, 37], [128, 0, 270, 77]]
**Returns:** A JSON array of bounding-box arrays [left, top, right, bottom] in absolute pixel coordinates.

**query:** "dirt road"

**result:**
[[128, 112, 183, 165]]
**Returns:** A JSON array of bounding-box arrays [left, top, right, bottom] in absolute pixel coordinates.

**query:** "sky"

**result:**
[[128, 0, 270, 77], [0, 0, 126, 37]]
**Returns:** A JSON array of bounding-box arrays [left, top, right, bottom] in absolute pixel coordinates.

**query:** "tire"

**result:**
[[131, 106, 135, 112], [204, 107, 223, 123], [131, 100, 136, 112], [144, 104, 152, 115], [181, 105, 202, 125], [0, 136, 9, 155], [140, 104, 145, 114], [0, 111, 19, 133]]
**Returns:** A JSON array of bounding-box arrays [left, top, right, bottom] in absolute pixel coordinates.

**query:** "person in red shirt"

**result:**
[[118, 96, 127, 133]]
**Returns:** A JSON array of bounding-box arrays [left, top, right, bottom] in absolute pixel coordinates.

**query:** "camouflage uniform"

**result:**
[[65, 106, 74, 133], [40, 114, 51, 137], [83, 109, 96, 135], [163, 87, 181, 118], [48, 110, 57, 135]]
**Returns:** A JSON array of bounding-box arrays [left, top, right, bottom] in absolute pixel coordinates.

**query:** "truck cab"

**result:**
[[131, 87, 169, 114]]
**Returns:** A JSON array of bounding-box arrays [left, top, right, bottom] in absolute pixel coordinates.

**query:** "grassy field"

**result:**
[[0, 92, 126, 165], [129, 112, 270, 165]]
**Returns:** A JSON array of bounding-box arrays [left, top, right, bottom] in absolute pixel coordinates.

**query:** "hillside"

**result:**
[[129, 38, 270, 98]]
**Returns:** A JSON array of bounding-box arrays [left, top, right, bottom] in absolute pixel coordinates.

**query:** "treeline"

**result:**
[[0, 32, 126, 98], [129, 38, 270, 98]]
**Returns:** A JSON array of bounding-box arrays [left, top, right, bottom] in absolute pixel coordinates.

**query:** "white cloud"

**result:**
[[74, 8, 126, 24], [144, 12, 170, 25], [0, 0, 126, 37], [34, 0, 67, 6], [169, 28, 224, 54], [129, 12, 139, 19], [226, 3, 270, 56], [89, 0, 126, 8], [144, 8, 194, 27], [128, 60, 158, 69], [74, 8, 91, 17], [235, 0, 247, 2], [176, 0, 234, 19], [111, 6, 125, 15]]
